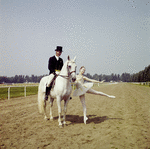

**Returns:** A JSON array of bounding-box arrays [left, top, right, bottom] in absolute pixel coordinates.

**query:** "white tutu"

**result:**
[[73, 82, 93, 96]]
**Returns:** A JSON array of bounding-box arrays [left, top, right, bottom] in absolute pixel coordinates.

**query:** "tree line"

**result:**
[[85, 65, 150, 82], [0, 65, 149, 84], [0, 75, 45, 84]]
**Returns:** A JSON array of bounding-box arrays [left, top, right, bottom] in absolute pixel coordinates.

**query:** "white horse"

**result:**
[[38, 56, 77, 127]]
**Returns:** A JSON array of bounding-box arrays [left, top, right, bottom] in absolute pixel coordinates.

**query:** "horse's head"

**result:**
[[67, 56, 77, 82]]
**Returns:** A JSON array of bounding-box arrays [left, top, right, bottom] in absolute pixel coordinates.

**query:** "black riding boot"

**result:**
[[45, 86, 51, 101], [45, 75, 57, 101]]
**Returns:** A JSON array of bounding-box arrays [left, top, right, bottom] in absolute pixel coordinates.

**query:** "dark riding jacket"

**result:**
[[48, 56, 63, 74]]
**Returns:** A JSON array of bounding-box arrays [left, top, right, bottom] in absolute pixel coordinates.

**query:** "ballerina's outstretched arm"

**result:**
[[83, 76, 105, 83]]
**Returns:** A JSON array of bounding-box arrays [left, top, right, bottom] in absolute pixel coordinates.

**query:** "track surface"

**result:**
[[0, 83, 150, 149]]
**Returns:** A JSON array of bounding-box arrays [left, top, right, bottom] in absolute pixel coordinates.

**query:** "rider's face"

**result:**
[[56, 51, 62, 57]]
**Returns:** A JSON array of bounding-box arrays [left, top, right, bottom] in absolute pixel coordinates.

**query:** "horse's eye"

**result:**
[[68, 66, 71, 69]]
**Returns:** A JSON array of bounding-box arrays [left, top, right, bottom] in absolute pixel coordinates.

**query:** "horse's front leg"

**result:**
[[63, 97, 70, 125], [49, 98, 54, 120], [80, 94, 88, 124], [56, 96, 62, 127]]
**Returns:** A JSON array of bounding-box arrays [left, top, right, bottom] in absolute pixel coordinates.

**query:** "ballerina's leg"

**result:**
[[79, 94, 88, 124], [87, 88, 115, 98]]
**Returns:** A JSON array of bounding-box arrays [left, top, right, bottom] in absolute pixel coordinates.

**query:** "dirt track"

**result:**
[[0, 83, 150, 149]]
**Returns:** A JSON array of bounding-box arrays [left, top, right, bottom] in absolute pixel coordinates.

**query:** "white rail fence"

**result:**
[[3, 82, 148, 100], [0, 85, 39, 100], [0, 83, 111, 100], [0, 84, 76, 100]]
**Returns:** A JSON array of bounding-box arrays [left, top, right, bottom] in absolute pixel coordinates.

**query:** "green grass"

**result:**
[[0, 86, 38, 100], [132, 82, 150, 87], [0, 83, 76, 100]]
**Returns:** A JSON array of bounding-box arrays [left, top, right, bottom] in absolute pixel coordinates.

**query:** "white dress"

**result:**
[[73, 75, 93, 96]]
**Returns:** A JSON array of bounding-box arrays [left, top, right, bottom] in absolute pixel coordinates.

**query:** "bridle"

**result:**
[[58, 64, 76, 79], [69, 70, 76, 75], [59, 70, 76, 79]]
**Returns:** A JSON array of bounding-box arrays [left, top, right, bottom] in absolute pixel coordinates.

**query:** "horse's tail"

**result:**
[[38, 79, 45, 114]]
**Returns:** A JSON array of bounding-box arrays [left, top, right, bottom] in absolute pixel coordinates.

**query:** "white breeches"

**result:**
[[47, 74, 55, 87]]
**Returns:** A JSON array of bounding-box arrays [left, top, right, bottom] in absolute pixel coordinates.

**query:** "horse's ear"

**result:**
[[73, 56, 76, 62], [68, 55, 70, 61]]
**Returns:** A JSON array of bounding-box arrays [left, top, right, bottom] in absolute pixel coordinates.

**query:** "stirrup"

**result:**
[[45, 95, 48, 101]]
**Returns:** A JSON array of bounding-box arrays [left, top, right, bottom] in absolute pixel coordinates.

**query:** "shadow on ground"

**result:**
[[52, 114, 123, 125]]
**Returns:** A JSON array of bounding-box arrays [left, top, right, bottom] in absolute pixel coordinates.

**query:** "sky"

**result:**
[[0, 0, 150, 77]]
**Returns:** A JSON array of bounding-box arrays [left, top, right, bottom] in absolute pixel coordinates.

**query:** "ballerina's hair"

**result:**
[[80, 66, 85, 70]]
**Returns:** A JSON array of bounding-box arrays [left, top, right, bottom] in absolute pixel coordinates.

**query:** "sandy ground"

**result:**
[[0, 83, 150, 149]]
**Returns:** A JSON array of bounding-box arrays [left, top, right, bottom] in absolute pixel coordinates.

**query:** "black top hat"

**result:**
[[55, 46, 63, 52]]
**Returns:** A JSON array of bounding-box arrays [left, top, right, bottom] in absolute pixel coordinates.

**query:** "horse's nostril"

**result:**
[[72, 78, 76, 82]]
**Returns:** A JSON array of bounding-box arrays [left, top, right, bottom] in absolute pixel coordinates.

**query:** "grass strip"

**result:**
[[0, 86, 38, 100]]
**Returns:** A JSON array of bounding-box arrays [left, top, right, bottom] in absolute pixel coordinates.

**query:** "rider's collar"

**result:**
[[55, 55, 59, 61]]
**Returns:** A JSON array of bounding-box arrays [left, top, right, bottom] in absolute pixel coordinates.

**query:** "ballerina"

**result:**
[[73, 66, 115, 124]]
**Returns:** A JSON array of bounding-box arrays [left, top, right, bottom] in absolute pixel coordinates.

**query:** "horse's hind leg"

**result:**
[[49, 98, 54, 120], [44, 99, 48, 120], [63, 98, 70, 125], [80, 94, 88, 124]]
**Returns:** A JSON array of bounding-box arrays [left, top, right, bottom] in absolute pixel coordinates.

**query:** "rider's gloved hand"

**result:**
[[55, 71, 60, 75]]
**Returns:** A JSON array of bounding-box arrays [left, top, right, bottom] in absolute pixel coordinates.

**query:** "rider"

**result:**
[[45, 46, 63, 100]]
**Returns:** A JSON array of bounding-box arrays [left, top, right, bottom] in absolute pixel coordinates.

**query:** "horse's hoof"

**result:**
[[50, 117, 53, 121], [44, 117, 48, 120], [63, 121, 66, 125], [59, 125, 63, 128]]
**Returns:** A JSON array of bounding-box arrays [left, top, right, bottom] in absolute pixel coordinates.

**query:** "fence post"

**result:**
[[8, 87, 10, 100], [24, 86, 26, 97]]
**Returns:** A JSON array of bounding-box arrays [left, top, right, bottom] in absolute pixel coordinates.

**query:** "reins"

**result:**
[[58, 75, 69, 79], [58, 71, 76, 79]]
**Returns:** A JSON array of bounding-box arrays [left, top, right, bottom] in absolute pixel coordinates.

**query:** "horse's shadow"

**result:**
[[53, 115, 123, 125]]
